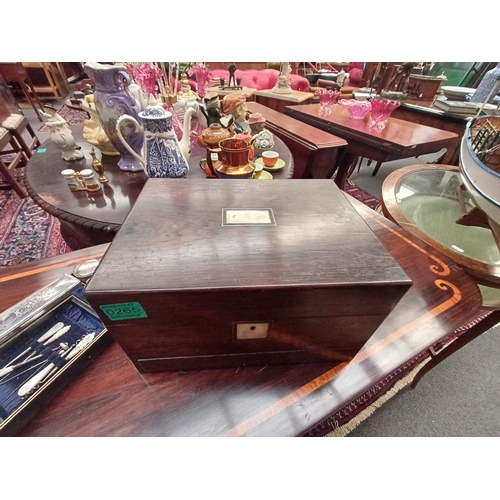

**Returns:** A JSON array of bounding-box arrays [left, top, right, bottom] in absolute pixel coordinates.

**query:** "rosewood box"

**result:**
[[83, 179, 412, 371]]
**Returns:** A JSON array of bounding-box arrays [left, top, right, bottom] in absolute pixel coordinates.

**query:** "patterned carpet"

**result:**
[[38, 105, 89, 133], [0, 168, 67, 267]]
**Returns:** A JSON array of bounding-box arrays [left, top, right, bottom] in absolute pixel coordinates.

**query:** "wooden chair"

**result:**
[[0, 95, 41, 160], [0, 127, 27, 198], [0, 63, 44, 121], [21, 62, 69, 102]]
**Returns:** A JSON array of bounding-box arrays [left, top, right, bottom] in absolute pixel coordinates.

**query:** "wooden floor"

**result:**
[[0, 195, 483, 436]]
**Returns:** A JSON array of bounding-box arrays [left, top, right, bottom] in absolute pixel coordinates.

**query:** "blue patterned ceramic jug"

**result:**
[[116, 95, 195, 178]]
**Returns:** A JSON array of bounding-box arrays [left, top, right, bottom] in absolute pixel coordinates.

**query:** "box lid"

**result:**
[[85, 179, 411, 293]]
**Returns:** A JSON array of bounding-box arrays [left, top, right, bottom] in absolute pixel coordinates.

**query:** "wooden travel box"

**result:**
[[83, 179, 412, 371]]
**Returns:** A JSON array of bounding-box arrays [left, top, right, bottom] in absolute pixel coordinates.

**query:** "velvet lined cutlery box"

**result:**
[[83, 179, 412, 371], [0, 274, 110, 436]]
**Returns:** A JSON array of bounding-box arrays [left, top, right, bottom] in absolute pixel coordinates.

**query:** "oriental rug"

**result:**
[[0, 168, 67, 267]]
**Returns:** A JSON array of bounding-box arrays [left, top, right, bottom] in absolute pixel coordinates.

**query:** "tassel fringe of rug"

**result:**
[[324, 356, 432, 437]]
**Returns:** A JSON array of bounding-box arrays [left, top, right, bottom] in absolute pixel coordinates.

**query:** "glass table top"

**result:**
[[382, 165, 500, 304], [394, 168, 500, 266]]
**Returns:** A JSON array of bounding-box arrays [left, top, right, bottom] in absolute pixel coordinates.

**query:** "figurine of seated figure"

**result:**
[[41, 104, 84, 161], [248, 113, 266, 136]]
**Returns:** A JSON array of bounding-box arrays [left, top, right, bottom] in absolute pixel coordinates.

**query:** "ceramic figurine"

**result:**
[[84, 62, 144, 172], [253, 129, 275, 151], [81, 95, 119, 156], [41, 104, 84, 161], [222, 91, 251, 134], [116, 94, 196, 178], [177, 72, 199, 101], [272, 62, 293, 94], [248, 113, 267, 136], [201, 92, 223, 126]]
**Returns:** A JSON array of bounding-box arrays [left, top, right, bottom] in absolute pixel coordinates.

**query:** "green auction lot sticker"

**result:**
[[100, 302, 147, 321]]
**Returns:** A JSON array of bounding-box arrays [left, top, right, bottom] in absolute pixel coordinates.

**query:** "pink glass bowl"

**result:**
[[339, 99, 372, 119], [369, 98, 400, 128], [318, 89, 340, 108]]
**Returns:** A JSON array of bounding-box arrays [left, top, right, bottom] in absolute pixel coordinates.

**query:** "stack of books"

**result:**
[[433, 97, 498, 116]]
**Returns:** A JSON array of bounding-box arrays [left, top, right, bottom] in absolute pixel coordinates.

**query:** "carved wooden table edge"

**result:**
[[7, 198, 483, 437], [24, 180, 121, 235]]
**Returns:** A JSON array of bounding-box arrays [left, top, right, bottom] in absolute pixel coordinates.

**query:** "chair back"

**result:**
[[0, 95, 12, 123]]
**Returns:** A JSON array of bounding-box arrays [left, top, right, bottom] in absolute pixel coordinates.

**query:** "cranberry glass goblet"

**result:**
[[318, 89, 340, 110]]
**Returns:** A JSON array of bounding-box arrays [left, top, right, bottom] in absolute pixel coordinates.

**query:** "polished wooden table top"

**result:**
[[285, 103, 459, 156], [285, 103, 459, 190], [1, 194, 482, 436], [247, 101, 347, 150], [25, 123, 295, 234]]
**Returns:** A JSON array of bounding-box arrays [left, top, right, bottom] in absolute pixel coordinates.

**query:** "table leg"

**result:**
[[331, 150, 358, 190], [411, 310, 500, 389]]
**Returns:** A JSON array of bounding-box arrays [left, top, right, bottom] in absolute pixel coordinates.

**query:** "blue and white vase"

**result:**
[[470, 63, 500, 105], [116, 95, 193, 178], [84, 62, 144, 171]]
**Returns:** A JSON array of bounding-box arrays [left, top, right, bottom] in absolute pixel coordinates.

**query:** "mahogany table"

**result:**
[[1, 194, 482, 436], [25, 123, 294, 250], [284, 103, 459, 191], [247, 102, 347, 179], [392, 98, 469, 166]]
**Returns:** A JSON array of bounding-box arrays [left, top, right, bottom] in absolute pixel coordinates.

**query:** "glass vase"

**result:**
[[369, 98, 400, 130]]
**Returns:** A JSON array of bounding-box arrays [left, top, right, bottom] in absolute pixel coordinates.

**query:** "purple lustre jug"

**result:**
[[84, 62, 144, 171]]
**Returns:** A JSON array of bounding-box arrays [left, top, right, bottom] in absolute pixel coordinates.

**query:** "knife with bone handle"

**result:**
[[0, 322, 67, 373], [0, 342, 69, 378], [17, 333, 95, 397]]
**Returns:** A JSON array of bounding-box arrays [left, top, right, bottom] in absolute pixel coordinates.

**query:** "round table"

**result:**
[[381, 163, 500, 303], [25, 123, 294, 250], [380, 162, 500, 388]]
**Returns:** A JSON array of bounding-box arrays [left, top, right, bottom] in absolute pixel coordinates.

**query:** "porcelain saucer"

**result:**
[[255, 157, 286, 171], [254, 170, 273, 179]]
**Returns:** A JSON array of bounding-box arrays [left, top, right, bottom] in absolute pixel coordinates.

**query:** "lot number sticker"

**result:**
[[100, 302, 148, 321]]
